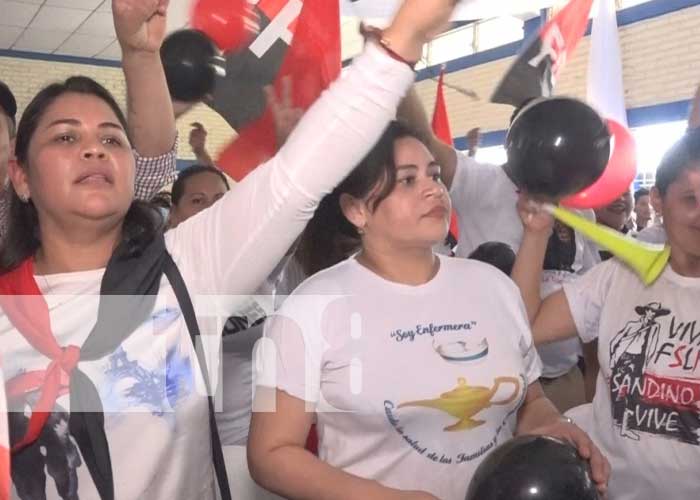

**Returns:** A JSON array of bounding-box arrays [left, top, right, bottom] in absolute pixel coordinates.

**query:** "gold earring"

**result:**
[[357, 226, 365, 235]]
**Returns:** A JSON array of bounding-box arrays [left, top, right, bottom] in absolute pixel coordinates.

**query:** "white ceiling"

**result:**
[[0, 0, 192, 61], [0, 0, 370, 62], [0, 1, 542, 62]]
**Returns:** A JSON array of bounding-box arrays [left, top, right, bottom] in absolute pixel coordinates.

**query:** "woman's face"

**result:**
[[14, 92, 134, 227], [359, 137, 451, 249], [655, 165, 700, 258], [169, 171, 228, 227]]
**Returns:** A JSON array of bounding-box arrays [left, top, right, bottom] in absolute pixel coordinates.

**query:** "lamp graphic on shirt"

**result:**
[[398, 377, 519, 432]]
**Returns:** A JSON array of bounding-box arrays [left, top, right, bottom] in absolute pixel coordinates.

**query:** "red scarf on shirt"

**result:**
[[0, 226, 167, 500], [0, 258, 79, 452]]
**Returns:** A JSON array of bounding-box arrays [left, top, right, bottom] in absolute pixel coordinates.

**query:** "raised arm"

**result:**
[[114, 0, 176, 156], [511, 196, 578, 344], [511, 195, 553, 322], [168, 0, 461, 302], [188, 123, 215, 166], [531, 291, 579, 345], [113, 0, 178, 200], [397, 87, 458, 188]]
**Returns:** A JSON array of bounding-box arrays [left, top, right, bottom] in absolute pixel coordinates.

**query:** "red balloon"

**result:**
[[191, 0, 256, 52], [561, 118, 637, 209]]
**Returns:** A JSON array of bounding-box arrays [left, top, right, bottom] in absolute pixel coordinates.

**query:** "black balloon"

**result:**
[[506, 97, 611, 199], [465, 435, 599, 500], [161, 29, 224, 102]]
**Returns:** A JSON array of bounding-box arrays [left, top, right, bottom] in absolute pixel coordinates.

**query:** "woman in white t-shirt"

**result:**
[[512, 129, 700, 500], [0, 1, 455, 498], [248, 122, 609, 500]]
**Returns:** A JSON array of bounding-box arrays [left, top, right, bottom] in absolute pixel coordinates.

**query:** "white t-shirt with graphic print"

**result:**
[[563, 260, 700, 500], [260, 255, 541, 500], [0, 43, 416, 500], [2, 269, 217, 500]]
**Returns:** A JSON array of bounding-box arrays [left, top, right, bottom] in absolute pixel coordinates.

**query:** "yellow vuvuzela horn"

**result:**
[[543, 204, 671, 286]]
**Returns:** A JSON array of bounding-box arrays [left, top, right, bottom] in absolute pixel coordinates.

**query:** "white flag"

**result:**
[[587, 0, 627, 125], [341, 0, 560, 21]]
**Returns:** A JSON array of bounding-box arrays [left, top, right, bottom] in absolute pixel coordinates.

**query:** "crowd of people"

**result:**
[[0, 1, 698, 499]]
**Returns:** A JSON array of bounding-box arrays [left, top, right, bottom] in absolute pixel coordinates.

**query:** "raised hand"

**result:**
[[383, 0, 460, 63], [188, 122, 215, 166], [466, 127, 481, 148], [189, 122, 208, 155], [516, 192, 555, 236], [113, 0, 169, 54]]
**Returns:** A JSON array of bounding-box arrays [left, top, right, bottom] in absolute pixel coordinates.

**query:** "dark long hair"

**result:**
[[0, 76, 161, 274], [171, 164, 230, 206], [295, 121, 425, 276], [542, 222, 576, 272]]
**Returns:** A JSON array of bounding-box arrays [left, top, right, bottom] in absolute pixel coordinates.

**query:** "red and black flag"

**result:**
[[491, 0, 594, 107], [212, 0, 341, 180]]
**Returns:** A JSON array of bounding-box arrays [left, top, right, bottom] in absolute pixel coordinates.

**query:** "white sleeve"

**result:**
[[520, 332, 543, 386], [448, 151, 477, 217], [257, 292, 325, 405], [494, 272, 542, 384], [165, 43, 415, 304], [449, 154, 500, 219], [563, 260, 617, 343], [513, 287, 543, 385]]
